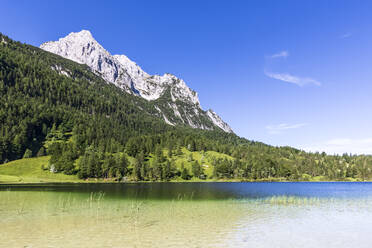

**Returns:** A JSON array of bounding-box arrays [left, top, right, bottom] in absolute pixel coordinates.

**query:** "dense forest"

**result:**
[[1, 33, 372, 181]]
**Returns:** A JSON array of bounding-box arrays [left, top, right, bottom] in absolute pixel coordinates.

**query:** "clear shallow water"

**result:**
[[1, 182, 372, 247]]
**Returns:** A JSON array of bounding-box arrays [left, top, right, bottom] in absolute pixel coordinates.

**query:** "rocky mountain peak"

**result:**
[[40, 30, 233, 133]]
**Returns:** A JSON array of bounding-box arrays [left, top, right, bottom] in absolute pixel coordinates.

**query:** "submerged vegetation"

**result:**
[[2, 183, 372, 247], [1, 33, 372, 182], [0, 189, 249, 247]]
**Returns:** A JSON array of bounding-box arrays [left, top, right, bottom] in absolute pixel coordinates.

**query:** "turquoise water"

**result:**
[[1, 182, 372, 247]]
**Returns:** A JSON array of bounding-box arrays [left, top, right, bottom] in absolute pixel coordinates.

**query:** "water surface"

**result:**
[[1, 182, 372, 247]]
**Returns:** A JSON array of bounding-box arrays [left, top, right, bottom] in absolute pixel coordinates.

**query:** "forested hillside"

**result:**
[[1, 33, 372, 182]]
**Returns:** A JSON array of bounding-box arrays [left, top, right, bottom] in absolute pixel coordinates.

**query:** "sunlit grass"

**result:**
[[0, 156, 81, 183]]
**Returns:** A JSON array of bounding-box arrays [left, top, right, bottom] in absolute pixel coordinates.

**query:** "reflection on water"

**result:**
[[1, 182, 372, 247], [3, 182, 372, 199]]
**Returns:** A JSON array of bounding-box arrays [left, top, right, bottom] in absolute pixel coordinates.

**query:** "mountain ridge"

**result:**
[[40, 30, 233, 133]]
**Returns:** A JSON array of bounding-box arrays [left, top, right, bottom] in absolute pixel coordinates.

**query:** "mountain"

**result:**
[[0, 31, 241, 165], [1, 32, 370, 182], [40, 30, 233, 133]]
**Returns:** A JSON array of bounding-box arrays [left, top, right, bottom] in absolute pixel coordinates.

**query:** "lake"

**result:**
[[1, 182, 372, 247]]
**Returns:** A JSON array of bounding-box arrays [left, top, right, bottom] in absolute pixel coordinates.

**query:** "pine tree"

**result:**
[[152, 160, 162, 181], [140, 163, 147, 181], [192, 160, 202, 178], [36, 146, 46, 157], [132, 160, 140, 181], [23, 149, 32, 158], [181, 162, 190, 180], [155, 145, 164, 163], [163, 159, 172, 180], [117, 153, 128, 177]]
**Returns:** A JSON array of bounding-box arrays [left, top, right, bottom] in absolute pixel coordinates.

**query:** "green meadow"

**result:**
[[0, 156, 80, 183]]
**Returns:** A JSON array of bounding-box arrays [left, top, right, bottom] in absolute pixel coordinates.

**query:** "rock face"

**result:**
[[40, 30, 233, 133], [207, 110, 234, 133]]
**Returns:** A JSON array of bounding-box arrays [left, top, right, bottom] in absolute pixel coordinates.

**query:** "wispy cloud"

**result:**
[[265, 71, 321, 87], [340, 32, 352, 39], [304, 138, 372, 155], [266, 123, 307, 134], [270, 51, 289, 59]]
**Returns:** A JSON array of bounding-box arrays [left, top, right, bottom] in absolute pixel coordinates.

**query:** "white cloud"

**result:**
[[266, 123, 307, 134], [304, 138, 372, 155], [265, 71, 321, 87], [340, 33, 352, 39], [270, 51, 289, 59]]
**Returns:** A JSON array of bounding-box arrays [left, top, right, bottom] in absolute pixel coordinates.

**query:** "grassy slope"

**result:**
[[0, 156, 81, 183]]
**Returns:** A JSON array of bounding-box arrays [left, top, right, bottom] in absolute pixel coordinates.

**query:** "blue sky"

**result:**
[[2, 0, 372, 154]]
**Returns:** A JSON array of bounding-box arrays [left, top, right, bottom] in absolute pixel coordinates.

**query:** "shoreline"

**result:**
[[1, 157, 369, 185], [1, 179, 370, 185]]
